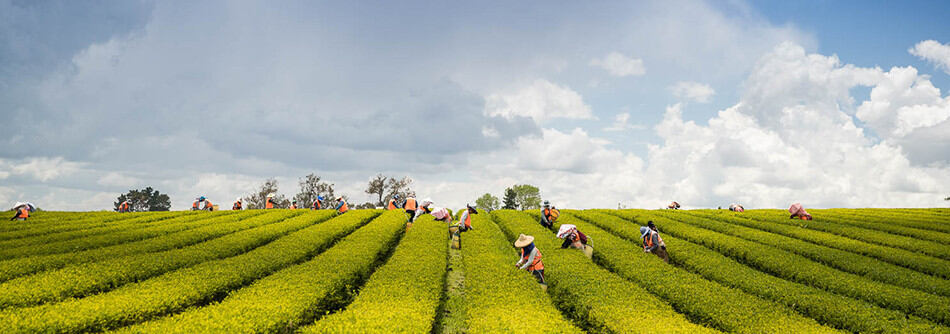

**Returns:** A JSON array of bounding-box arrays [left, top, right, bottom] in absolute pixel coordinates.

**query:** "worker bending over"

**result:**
[[192, 197, 213, 211], [232, 198, 243, 210], [387, 195, 399, 210], [9, 205, 29, 221], [458, 204, 477, 232], [118, 201, 131, 213], [539, 201, 560, 228], [265, 194, 276, 209], [403, 196, 418, 222], [310, 196, 324, 210], [728, 203, 744, 212], [514, 234, 545, 284], [640, 221, 668, 263], [788, 203, 812, 220], [335, 196, 349, 215], [289, 201, 298, 209], [668, 201, 681, 210]]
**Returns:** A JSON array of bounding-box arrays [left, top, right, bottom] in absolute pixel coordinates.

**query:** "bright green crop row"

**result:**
[[682, 210, 950, 280], [611, 210, 950, 325], [739, 210, 950, 260], [0, 211, 141, 234], [546, 211, 836, 334], [651, 210, 950, 297], [491, 210, 720, 334], [457, 211, 579, 333], [118, 209, 406, 333], [302, 211, 447, 333], [804, 211, 950, 245], [0, 210, 305, 309], [574, 210, 947, 334], [0, 210, 361, 333], [0, 211, 186, 252], [0, 210, 268, 282], [0, 211, 241, 260], [820, 209, 950, 232]]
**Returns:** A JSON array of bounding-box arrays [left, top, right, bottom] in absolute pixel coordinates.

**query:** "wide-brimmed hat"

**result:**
[[466, 204, 477, 213], [514, 234, 534, 248], [543, 200, 550, 207]]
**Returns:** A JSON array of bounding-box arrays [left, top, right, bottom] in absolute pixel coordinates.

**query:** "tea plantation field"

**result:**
[[0, 208, 948, 333]]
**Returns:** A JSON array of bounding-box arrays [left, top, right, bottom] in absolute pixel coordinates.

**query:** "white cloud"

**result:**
[[604, 112, 646, 132], [909, 40, 950, 75], [484, 79, 594, 123], [1, 157, 83, 182], [589, 52, 645, 77], [97, 172, 141, 188], [669, 81, 716, 103]]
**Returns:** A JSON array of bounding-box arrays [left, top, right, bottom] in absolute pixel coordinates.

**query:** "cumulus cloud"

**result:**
[[909, 40, 950, 75], [603, 112, 646, 132], [0, 157, 83, 182], [484, 79, 594, 123], [669, 81, 715, 103], [589, 52, 646, 77]]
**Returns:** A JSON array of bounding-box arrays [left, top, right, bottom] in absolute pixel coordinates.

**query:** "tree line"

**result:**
[[112, 173, 416, 211]]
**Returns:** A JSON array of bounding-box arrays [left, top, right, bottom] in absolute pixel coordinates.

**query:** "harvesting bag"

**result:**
[[431, 207, 450, 220], [788, 203, 808, 216]]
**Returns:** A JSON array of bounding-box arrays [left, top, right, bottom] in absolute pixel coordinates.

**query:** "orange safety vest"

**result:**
[[387, 199, 397, 210], [643, 231, 654, 250], [192, 201, 199, 209], [521, 247, 543, 271], [119, 202, 129, 212], [290, 203, 297, 209], [338, 202, 349, 213], [463, 212, 472, 228], [265, 199, 274, 209], [18, 208, 29, 219], [311, 200, 321, 210], [204, 201, 212, 210], [404, 198, 417, 210], [233, 202, 242, 210]]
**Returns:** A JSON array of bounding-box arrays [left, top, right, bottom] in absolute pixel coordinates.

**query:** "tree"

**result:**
[[365, 174, 388, 207], [511, 184, 541, 210], [355, 202, 376, 209], [475, 193, 500, 212], [385, 176, 415, 202], [245, 178, 290, 209], [365, 174, 415, 207], [945, 196, 949, 201], [294, 173, 335, 208], [114, 187, 171, 212], [502, 188, 517, 209]]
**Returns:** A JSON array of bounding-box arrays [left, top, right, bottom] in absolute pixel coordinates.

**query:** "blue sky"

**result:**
[[1, 0, 948, 210]]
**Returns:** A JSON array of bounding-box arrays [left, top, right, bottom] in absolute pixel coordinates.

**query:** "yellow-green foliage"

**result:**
[[0, 211, 187, 256], [0, 209, 304, 309], [651, 209, 950, 296], [0, 211, 170, 240], [0, 210, 267, 281], [119, 210, 406, 333], [491, 210, 720, 334], [740, 210, 950, 260], [0, 211, 242, 260], [460, 210, 581, 334], [806, 210, 950, 244], [0, 210, 357, 333], [302, 211, 447, 333], [611, 209, 950, 326], [681, 209, 950, 279], [573, 210, 947, 334]]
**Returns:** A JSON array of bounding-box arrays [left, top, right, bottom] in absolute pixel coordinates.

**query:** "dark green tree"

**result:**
[[502, 188, 517, 209], [114, 187, 171, 211], [511, 184, 542, 210], [475, 193, 500, 212]]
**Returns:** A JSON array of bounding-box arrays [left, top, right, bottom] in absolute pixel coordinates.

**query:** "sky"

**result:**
[[1, 0, 949, 210]]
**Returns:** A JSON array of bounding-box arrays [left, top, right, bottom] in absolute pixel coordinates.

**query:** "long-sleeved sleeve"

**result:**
[[335, 201, 343, 210], [519, 248, 539, 270], [539, 209, 550, 224]]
